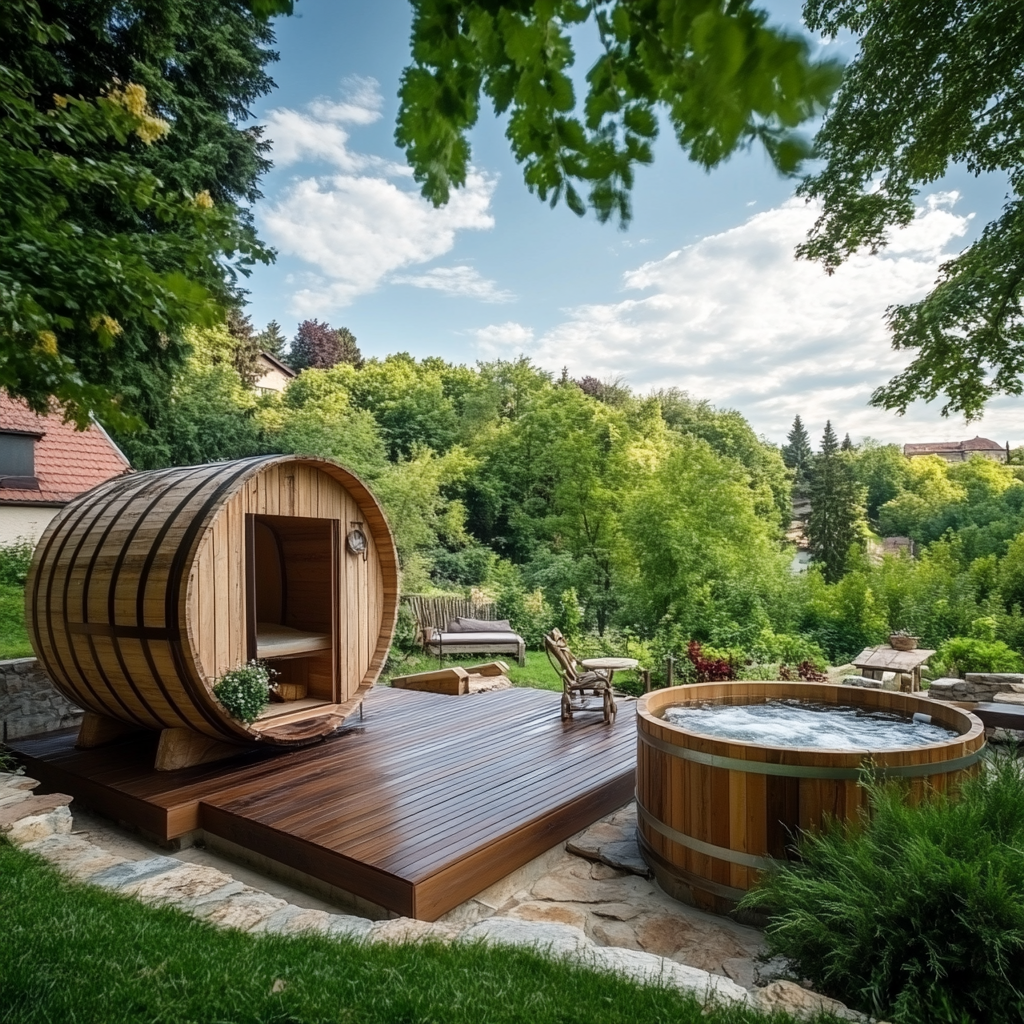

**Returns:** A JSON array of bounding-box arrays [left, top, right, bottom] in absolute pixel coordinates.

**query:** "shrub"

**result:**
[[0, 542, 33, 587], [931, 636, 1024, 677], [212, 661, 277, 723], [494, 562, 555, 648], [741, 754, 1024, 1024], [778, 660, 828, 682], [685, 641, 735, 682]]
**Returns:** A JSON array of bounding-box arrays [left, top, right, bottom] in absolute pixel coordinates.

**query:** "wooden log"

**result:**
[[272, 682, 309, 702], [390, 667, 470, 695], [461, 661, 509, 677]]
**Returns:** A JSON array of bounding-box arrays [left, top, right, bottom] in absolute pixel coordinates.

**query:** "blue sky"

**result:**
[[245, 0, 1019, 448]]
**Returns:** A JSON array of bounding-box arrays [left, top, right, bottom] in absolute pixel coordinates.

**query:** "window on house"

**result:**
[[0, 431, 40, 488]]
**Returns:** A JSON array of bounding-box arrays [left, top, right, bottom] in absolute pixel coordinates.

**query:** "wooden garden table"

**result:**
[[581, 657, 639, 688]]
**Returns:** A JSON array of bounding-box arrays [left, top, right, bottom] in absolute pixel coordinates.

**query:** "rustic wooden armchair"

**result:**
[[543, 628, 616, 724]]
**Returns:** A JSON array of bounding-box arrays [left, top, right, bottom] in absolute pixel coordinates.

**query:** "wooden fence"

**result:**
[[402, 594, 498, 635]]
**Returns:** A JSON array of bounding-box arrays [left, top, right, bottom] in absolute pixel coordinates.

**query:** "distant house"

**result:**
[[903, 436, 1009, 463], [254, 352, 296, 396], [882, 536, 915, 558], [0, 393, 131, 546]]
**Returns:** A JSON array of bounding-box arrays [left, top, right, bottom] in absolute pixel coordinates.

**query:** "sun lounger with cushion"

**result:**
[[424, 617, 526, 666]]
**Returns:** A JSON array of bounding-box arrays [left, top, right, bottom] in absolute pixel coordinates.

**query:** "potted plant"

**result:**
[[213, 660, 278, 724], [889, 629, 919, 652]]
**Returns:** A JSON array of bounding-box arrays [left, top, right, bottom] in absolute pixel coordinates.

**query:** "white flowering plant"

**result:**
[[212, 661, 278, 724]]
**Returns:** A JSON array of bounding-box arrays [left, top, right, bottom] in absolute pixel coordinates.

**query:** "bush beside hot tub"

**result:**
[[740, 753, 1024, 1024]]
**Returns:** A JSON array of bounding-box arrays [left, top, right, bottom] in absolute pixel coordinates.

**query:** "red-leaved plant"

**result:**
[[779, 661, 828, 682], [686, 641, 735, 682]]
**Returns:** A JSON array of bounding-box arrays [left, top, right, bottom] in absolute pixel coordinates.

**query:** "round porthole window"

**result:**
[[346, 526, 368, 559]]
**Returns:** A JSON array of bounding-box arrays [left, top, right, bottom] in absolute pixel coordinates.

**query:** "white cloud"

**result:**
[[472, 321, 535, 356], [509, 192, 1020, 445], [260, 80, 503, 312], [263, 76, 392, 173], [393, 266, 515, 303]]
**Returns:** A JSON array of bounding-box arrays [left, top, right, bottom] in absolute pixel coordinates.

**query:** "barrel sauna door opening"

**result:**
[[247, 514, 339, 716]]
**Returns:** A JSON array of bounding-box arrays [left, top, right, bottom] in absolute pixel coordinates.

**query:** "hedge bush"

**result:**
[[741, 754, 1024, 1023]]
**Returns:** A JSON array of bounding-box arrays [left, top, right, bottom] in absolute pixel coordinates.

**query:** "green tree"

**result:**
[[618, 434, 792, 637], [807, 421, 865, 583], [798, 0, 1024, 419], [656, 389, 790, 526], [0, 0, 288, 427], [335, 327, 364, 369], [781, 414, 814, 491], [227, 307, 263, 389], [115, 323, 266, 469], [397, 0, 841, 225], [257, 319, 286, 359], [848, 441, 910, 523]]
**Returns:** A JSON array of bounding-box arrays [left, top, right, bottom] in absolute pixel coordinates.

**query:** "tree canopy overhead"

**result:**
[[397, 0, 842, 226], [0, 0, 291, 427], [797, 0, 1024, 420]]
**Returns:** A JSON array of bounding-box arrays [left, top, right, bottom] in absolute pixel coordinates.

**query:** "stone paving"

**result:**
[[0, 769, 876, 1021]]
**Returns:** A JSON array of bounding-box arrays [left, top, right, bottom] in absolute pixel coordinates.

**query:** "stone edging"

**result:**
[[0, 771, 879, 1021]]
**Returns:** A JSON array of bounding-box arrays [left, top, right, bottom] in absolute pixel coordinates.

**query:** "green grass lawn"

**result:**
[[0, 584, 32, 659], [382, 648, 564, 691], [0, 842, 783, 1024]]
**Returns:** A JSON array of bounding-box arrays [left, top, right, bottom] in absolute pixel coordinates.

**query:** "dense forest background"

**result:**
[[91, 315, 1024, 683]]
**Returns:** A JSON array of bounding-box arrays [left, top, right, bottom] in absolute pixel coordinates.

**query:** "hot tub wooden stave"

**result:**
[[636, 683, 986, 914], [28, 455, 399, 763]]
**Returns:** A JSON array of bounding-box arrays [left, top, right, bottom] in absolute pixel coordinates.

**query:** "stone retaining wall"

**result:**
[[0, 657, 82, 741], [927, 673, 1024, 703]]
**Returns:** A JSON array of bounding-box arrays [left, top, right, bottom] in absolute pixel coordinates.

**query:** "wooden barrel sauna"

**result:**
[[636, 683, 985, 915], [27, 455, 398, 768]]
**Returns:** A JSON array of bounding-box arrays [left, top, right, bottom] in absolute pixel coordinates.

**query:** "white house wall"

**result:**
[[0, 505, 61, 546]]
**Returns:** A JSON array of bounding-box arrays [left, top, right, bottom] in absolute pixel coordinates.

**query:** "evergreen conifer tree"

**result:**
[[841, 432, 854, 451], [808, 421, 865, 583], [335, 327, 364, 369], [782, 415, 814, 490], [257, 320, 286, 359], [226, 307, 262, 389]]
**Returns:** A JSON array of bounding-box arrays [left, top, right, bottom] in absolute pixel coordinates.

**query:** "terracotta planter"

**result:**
[[889, 634, 919, 651]]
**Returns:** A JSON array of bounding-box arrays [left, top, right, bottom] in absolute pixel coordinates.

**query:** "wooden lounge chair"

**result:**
[[543, 628, 616, 724]]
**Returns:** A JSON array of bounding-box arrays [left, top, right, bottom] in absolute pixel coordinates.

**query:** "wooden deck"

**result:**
[[9, 687, 636, 920]]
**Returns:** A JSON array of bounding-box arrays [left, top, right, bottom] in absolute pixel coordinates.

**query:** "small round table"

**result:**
[[581, 657, 639, 689]]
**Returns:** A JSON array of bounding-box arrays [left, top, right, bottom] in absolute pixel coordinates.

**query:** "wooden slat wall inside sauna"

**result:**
[[185, 462, 386, 702]]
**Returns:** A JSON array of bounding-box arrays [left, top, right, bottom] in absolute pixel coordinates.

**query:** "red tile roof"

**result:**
[[0, 393, 131, 504], [904, 436, 1006, 456]]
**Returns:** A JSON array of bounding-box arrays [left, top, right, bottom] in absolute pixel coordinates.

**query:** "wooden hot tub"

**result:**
[[636, 682, 985, 914]]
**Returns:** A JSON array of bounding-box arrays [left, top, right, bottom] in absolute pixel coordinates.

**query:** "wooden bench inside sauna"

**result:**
[[27, 455, 398, 770]]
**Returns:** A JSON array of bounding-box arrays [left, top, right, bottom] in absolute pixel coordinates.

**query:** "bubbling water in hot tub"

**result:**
[[661, 699, 957, 750]]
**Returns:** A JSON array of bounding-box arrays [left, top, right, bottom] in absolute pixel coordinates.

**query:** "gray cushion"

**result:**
[[431, 631, 523, 645], [445, 616, 513, 634]]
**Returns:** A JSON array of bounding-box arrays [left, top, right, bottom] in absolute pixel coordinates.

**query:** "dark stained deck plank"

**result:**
[[9, 687, 636, 920]]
